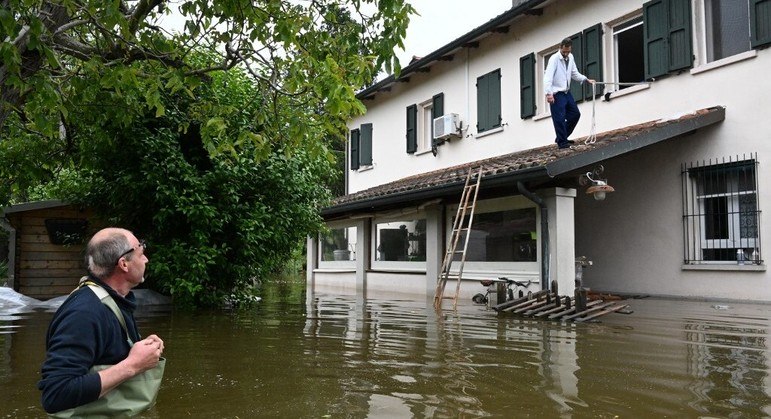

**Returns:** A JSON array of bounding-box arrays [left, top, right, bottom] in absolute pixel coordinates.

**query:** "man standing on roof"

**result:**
[[544, 37, 595, 149], [38, 227, 165, 415]]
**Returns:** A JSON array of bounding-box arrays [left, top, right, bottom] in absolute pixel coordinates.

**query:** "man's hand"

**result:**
[[98, 335, 164, 397], [126, 335, 164, 374], [586, 79, 596, 84], [546, 93, 554, 104]]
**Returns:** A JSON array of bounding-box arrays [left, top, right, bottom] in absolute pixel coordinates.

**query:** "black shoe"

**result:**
[[557, 143, 572, 149], [567, 140, 576, 144]]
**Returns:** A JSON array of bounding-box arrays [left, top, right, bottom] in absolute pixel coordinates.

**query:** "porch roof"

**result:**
[[322, 106, 726, 218]]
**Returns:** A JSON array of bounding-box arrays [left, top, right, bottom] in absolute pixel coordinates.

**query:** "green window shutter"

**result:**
[[350, 128, 360, 170], [668, 0, 692, 72], [478, 70, 501, 132], [582, 24, 604, 101], [520, 53, 536, 119], [360, 123, 372, 166], [431, 93, 444, 147], [476, 73, 489, 132], [406, 105, 417, 154], [432, 93, 444, 119], [489, 69, 501, 129], [644, 0, 670, 79], [568, 32, 584, 103], [751, 0, 771, 48]]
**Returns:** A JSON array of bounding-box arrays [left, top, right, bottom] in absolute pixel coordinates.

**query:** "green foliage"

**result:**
[[1, 0, 414, 135], [42, 65, 331, 307], [0, 1, 415, 308]]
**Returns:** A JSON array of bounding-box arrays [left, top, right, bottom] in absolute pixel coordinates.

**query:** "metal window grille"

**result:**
[[682, 153, 762, 265]]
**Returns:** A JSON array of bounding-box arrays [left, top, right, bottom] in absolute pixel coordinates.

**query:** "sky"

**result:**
[[157, 1, 515, 69], [395, 0, 514, 67]]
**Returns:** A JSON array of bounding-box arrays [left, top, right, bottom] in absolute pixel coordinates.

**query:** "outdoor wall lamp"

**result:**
[[580, 165, 615, 201]]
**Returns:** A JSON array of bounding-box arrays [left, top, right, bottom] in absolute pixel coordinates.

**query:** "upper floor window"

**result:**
[[350, 123, 372, 171], [705, 0, 751, 62], [524, 24, 604, 118], [613, 16, 645, 89], [406, 93, 444, 154], [476, 69, 501, 133], [682, 155, 762, 265]]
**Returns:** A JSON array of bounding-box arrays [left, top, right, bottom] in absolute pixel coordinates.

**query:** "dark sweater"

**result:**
[[38, 277, 141, 413]]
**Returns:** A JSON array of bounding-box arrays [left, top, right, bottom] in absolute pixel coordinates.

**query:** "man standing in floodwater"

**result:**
[[38, 227, 165, 415], [543, 37, 596, 149]]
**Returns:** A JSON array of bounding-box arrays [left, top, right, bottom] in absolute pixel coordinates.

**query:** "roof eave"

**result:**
[[2, 199, 69, 215], [356, 0, 548, 100]]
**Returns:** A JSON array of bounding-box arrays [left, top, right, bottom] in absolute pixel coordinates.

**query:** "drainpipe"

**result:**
[[0, 218, 15, 289], [517, 182, 549, 291]]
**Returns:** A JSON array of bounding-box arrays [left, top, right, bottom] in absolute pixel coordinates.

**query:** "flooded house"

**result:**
[[307, 0, 770, 303]]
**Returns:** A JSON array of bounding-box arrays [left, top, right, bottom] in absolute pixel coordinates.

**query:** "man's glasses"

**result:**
[[116, 240, 146, 265]]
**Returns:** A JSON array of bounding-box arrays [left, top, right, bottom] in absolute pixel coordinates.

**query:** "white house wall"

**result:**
[[339, 0, 770, 301]]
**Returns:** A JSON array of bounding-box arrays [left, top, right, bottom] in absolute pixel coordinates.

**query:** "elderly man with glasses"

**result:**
[[39, 227, 165, 415]]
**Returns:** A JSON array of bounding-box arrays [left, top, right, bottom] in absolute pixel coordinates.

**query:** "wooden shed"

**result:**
[[2, 200, 102, 300]]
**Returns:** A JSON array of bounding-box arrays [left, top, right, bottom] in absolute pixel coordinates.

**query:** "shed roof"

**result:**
[[323, 106, 726, 217], [2, 200, 69, 215]]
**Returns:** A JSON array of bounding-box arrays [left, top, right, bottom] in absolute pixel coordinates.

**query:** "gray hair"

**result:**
[[86, 230, 133, 278]]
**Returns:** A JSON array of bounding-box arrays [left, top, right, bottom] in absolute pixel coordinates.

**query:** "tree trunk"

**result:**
[[0, 3, 70, 130]]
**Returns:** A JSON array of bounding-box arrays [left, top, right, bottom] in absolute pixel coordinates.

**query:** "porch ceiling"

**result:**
[[323, 106, 726, 218]]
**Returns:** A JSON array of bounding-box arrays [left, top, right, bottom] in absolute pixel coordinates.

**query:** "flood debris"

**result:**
[[491, 282, 632, 322]]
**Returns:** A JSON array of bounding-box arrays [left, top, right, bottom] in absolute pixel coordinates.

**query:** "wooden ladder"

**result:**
[[433, 166, 483, 309]]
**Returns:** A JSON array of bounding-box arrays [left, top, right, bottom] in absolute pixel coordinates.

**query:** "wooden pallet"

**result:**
[[493, 291, 631, 322]]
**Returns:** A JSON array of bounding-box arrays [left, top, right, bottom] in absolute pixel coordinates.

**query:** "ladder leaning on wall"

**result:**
[[433, 166, 483, 310]]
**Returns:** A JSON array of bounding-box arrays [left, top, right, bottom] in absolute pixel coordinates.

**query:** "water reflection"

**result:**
[[1, 285, 771, 417]]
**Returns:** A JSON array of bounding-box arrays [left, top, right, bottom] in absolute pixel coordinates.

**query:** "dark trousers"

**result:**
[[550, 91, 581, 146]]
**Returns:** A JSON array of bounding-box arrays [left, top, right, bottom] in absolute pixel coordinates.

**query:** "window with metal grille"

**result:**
[[682, 155, 762, 265]]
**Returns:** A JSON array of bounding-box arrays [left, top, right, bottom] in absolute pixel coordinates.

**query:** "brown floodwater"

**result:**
[[2, 279, 771, 418]]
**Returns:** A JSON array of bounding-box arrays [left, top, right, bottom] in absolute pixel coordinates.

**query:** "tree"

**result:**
[[1, 0, 413, 137], [45, 62, 335, 307], [1, 1, 415, 307]]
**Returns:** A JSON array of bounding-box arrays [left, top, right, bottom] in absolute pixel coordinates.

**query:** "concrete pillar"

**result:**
[[305, 235, 317, 289], [424, 204, 443, 297], [542, 187, 577, 296], [355, 218, 370, 294]]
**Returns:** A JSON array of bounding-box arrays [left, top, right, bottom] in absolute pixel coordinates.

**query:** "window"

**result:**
[[374, 219, 426, 263], [319, 225, 357, 264], [446, 196, 540, 275], [701, 0, 771, 61], [453, 208, 537, 262], [350, 123, 372, 170], [406, 93, 443, 154], [476, 69, 501, 133], [529, 23, 604, 115], [682, 156, 762, 264], [704, 0, 752, 61], [613, 16, 645, 89]]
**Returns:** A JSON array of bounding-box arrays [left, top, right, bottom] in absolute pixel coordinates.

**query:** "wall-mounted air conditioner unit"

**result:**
[[433, 113, 461, 141]]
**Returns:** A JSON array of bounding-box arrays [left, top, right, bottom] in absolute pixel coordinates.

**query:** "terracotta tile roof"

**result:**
[[325, 106, 725, 215]]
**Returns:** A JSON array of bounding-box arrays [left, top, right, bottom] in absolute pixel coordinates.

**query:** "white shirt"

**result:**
[[543, 51, 587, 95]]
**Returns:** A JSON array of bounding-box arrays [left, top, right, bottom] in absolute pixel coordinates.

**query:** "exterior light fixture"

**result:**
[[579, 165, 615, 201]]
